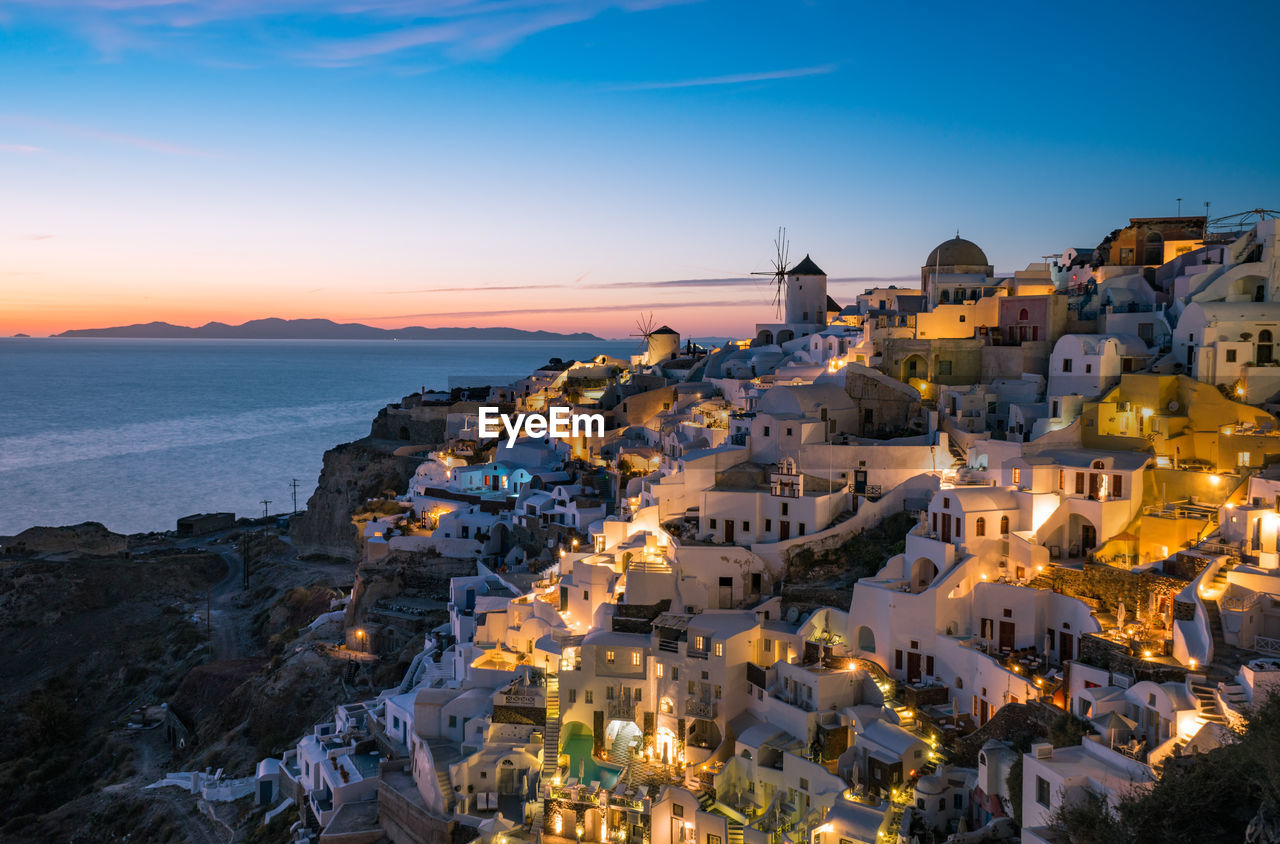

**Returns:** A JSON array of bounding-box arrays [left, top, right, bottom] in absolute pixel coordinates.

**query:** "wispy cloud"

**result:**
[[0, 115, 211, 157], [0, 143, 44, 154], [363, 298, 752, 320], [9, 1, 701, 66], [611, 63, 838, 91], [22, 234, 55, 241]]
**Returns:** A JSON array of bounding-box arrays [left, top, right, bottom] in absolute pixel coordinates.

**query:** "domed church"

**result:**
[[921, 235, 995, 306]]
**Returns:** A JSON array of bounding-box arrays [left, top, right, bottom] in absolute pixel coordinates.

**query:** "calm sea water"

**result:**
[[0, 337, 635, 536]]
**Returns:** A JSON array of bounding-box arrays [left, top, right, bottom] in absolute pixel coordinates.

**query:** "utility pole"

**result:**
[[1177, 197, 1183, 216], [241, 531, 250, 590], [290, 478, 300, 514], [261, 499, 271, 519]]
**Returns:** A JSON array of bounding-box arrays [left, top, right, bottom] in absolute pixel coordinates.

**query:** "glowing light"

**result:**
[[1144, 650, 1153, 658], [1141, 407, 1154, 418], [980, 572, 988, 580], [1189, 658, 1198, 670], [1236, 386, 1246, 398], [1210, 475, 1221, 485]]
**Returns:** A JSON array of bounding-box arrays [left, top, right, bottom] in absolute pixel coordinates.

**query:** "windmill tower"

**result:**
[[631, 313, 679, 365], [751, 228, 829, 327]]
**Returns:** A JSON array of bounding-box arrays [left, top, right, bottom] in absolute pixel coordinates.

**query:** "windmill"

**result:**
[[752, 227, 790, 318], [631, 312, 658, 364]]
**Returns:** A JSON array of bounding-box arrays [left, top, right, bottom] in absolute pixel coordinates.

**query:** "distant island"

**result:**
[[54, 318, 605, 342]]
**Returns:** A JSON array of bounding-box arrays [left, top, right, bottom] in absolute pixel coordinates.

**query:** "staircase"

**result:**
[[697, 790, 716, 811], [1204, 600, 1229, 663], [1190, 681, 1228, 726], [542, 673, 561, 786], [607, 728, 637, 766], [436, 767, 456, 812], [727, 820, 744, 844]]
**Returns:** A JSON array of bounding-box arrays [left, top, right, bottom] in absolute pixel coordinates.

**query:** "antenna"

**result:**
[[750, 227, 790, 319], [261, 499, 271, 519], [1177, 197, 1183, 216]]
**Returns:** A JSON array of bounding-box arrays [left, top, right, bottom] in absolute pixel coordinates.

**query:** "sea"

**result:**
[[0, 337, 637, 536]]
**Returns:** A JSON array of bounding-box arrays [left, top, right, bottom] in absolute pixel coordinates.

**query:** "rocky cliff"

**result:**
[[290, 438, 418, 561], [1, 521, 128, 557]]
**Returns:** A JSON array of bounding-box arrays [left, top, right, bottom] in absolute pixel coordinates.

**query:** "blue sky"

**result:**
[[2, 0, 1278, 336]]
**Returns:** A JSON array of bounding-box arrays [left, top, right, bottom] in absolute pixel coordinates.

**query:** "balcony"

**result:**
[[607, 699, 637, 721], [685, 698, 718, 719]]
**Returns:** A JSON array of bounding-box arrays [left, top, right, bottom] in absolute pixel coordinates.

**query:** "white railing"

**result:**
[[1255, 635, 1280, 655]]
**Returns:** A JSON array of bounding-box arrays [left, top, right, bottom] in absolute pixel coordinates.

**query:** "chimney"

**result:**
[[1032, 742, 1053, 760]]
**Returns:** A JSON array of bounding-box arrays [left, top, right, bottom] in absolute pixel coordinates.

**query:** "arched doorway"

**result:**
[[856, 625, 876, 654], [902, 354, 927, 382], [910, 557, 939, 592]]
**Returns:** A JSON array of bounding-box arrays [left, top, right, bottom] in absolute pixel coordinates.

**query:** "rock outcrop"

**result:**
[[290, 438, 418, 561], [1, 521, 128, 557]]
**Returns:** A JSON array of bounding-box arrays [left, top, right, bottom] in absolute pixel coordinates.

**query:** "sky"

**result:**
[[2, 0, 1278, 338]]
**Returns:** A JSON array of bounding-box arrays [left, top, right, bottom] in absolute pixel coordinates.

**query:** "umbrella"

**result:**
[[1095, 711, 1137, 746]]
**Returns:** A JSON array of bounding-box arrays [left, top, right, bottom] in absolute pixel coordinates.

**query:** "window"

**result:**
[[606, 650, 615, 664], [688, 680, 695, 694], [1062, 358, 1073, 373], [672, 667, 679, 681], [449, 715, 458, 727], [763, 426, 771, 437], [714, 642, 724, 657], [1058, 469, 1064, 489], [1019, 308, 1030, 321], [975, 517, 986, 537], [715, 685, 722, 698], [786, 427, 793, 436], [583, 590, 589, 601], [709, 518, 717, 529], [1111, 474, 1123, 497], [708, 836, 721, 844], [695, 635, 706, 650], [568, 689, 577, 703], [1012, 467, 1021, 484], [673, 804, 684, 818], [938, 360, 953, 376], [632, 651, 642, 667], [1036, 776, 1051, 807], [1075, 472, 1085, 494], [765, 519, 772, 531], [1000, 515, 1009, 535], [781, 503, 789, 516], [763, 638, 773, 654], [1085, 363, 1092, 374], [585, 690, 593, 704], [800, 778, 809, 791], [606, 686, 615, 700], [656, 663, 664, 678], [1228, 349, 1238, 363], [799, 523, 806, 535], [742, 521, 750, 531]]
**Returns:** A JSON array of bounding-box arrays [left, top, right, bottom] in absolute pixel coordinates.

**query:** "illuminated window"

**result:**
[[695, 635, 706, 650], [975, 517, 986, 537], [714, 642, 724, 657], [656, 663, 664, 678], [1012, 468, 1021, 484], [606, 650, 615, 664], [631, 651, 641, 667]]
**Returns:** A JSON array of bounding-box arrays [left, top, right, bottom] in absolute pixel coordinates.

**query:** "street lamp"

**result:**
[[355, 629, 366, 653]]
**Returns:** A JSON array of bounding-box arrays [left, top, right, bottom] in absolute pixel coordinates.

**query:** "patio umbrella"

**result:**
[[1095, 711, 1137, 747]]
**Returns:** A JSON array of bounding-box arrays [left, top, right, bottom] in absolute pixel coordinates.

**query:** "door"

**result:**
[[979, 699, 990, 725], [941, 514, 951, 542], [1081, 523, 1097, 551], [998, 620, 1015, 652], [718, 576, 733, 608], [906, 652, 922, 684], [724, 519, 734, 543], [499, 765, 517, 794], [1059, 631, 1074, 662], [779, 521, 791, 541]]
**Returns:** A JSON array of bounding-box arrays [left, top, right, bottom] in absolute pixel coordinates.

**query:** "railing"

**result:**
[[1221, 594, 1261, 612], [686, 698, 718, 719], [658, 640, 680, 654], [607, 699, 637, 720], [1254, 636, 1280, 655]]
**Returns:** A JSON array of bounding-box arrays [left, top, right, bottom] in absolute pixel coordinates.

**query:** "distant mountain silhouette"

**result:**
[[55, 318, 604, 342]]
